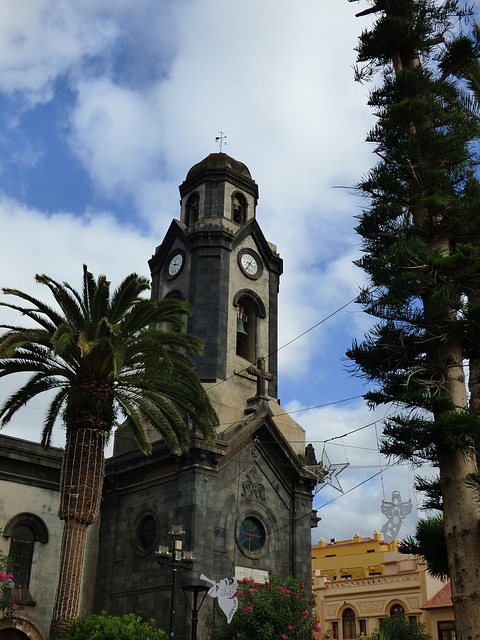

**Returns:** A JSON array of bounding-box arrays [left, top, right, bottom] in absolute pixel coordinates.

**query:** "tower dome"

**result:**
[[185, 152, 252, 181]]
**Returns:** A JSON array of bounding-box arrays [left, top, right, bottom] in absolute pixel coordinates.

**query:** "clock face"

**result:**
[[240, 252, 258, 276], [168, 253, 183, 277]]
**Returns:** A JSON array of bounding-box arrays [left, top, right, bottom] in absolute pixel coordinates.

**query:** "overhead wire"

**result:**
[[316, 463, 400, 509]]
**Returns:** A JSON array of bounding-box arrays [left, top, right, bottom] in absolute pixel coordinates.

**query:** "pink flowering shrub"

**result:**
[[205, 574, 326, 640], [0, 529, 15, 616]]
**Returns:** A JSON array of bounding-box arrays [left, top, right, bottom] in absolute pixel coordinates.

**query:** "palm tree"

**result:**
[[0, 266, 217, 638]]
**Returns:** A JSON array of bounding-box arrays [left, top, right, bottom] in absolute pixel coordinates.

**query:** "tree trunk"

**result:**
[[49, 428, 107, 638], [49, 519, 88, 638], [439, 448, 480, 639], [435, 337, 480, 638]]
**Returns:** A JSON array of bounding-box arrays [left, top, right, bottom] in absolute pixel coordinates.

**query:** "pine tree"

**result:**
[[346, 1, 480, 636]]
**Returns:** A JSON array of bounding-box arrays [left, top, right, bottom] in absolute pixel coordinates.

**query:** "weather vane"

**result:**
[[215, 131, 227, 152]]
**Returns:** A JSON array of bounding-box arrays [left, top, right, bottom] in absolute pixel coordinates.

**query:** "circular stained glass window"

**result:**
[[239, 517, 264, 553], [137, 514, 157, 553]]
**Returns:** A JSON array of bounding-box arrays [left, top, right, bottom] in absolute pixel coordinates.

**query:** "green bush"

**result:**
[[57, 612, 167, 640], [366, 615, 432, 640], [205, 574, 327, 640]]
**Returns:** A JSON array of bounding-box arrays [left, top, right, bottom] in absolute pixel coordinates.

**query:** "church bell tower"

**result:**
[[149, 153, 283, 428], [99, 154, 316, 640]]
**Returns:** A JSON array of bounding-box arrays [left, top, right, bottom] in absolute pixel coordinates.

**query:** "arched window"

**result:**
[[236, 298, 255, 362], [4, 513, 48, 590], [390, 603, 405, 617], [232, 193, 246, 225], [342, 608, 356, 639], [185, 193, 199, 226], [234, 291, 266, 364]]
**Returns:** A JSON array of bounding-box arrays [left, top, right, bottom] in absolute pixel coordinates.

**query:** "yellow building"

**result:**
[[312, 533, 446, 639], [312, 532, 398, 582]]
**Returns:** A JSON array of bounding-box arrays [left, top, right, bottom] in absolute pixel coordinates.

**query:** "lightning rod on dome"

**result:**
[[215, 131, 227, 152]]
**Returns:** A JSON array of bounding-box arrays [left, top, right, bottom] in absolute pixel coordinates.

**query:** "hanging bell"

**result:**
[[237, 318, 248, 336]]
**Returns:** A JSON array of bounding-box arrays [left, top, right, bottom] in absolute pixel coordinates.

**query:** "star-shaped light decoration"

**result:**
[[305, 447, 349, 494]]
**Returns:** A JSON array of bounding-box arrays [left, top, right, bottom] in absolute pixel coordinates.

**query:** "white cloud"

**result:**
[[0, 2, 119, 107], [68, 78, 166, 199]]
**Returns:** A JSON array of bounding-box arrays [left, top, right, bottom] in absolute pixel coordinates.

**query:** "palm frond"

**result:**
[[115, 397, 152, 455], [0, 329, 52, 358], [78, 264, 97, 318], [41, 387, 69, 446], [0, 298, 61, 332], [35, 275, 85, 332], [0, 374, 65, 426], [52, 323, 77, 356], [110, 272, 150, 322], [129, 393, 187, 454], [90, 275, 110, 332]]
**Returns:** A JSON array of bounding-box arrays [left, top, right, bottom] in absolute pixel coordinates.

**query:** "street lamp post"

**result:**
[[182, 584, 209, 640], [157, 525, 194, 640]]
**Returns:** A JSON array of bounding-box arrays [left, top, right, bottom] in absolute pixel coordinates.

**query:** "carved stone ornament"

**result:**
[[251, 447, 260, 460], [360, 601, 384, 613], [242, 466, 266, 501]]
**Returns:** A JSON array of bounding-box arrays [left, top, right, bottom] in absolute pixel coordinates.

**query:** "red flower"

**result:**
[[288, 625, 293, 631], [300, 581, 305, 590]]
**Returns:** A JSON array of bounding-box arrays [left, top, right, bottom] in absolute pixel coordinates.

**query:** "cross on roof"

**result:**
[[247, 359, 274, 399]]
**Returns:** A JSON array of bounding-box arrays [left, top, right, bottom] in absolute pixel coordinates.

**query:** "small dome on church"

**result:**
[[186, 153, 252, 180]]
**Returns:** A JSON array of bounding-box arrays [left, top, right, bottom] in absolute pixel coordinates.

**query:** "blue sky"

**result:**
[[1, 0, 476, 543]]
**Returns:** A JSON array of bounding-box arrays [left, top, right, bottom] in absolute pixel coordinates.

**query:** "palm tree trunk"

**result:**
[[49, 519, 89, 638], [49, 428, 107, 638]]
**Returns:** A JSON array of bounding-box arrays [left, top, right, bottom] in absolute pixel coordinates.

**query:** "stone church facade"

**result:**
[[0, 153, 318, 640]]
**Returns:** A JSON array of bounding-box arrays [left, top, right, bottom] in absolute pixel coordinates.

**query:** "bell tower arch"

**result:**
[[149, 153, 282, 429]]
